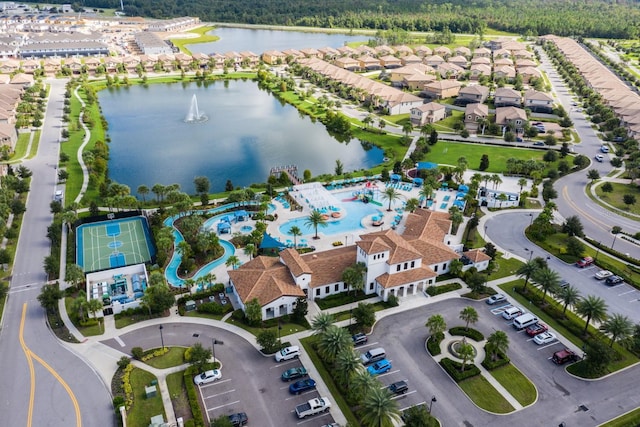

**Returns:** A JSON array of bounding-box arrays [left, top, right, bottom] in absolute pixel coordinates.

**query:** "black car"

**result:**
[[352, 333, 368, 346], [228, 412, 248, 426], [387, 380, 408, 395], [605, 275, 624, 286]]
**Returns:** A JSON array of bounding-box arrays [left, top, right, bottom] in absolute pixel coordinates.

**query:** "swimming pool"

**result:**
[[279, 191, 384, 237]]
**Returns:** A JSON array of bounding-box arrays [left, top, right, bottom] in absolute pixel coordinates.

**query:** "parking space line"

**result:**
[[204, 389, 236, 400], [618, 290, 636, 296], [271, 360, 300, 369], [538, 342, 561, 350], [357, 341, 379, 349], [285, 390, 318, 401], [200, 378, 232, 388], [400, 401, 425, 412], [375, 369, 400, 378], [296, 412, 331, 425], [391, 390, 417, 400], [207, 400, 240, 411]]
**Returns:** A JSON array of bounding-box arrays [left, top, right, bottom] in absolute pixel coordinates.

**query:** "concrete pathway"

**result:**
[[72, 86, 91, 204]]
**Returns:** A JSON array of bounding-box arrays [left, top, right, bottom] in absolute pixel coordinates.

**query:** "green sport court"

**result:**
[[76, 216, 155, 273]]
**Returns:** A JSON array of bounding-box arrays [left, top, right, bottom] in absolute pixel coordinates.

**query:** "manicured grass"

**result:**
[[166, 370, 193, 424], [425, 141, 545, 172], [487, 254, 524, 280], [224, 317, 307, 337], [595, 181, 640, 216], [64, 296, 104, 336], [128, 368, 165, 427], [143, 347, 187, 369], [114, 312, 163, 329], [28, 130, 41, 158], [432, 110, 463, 132], [600, 407, 640, 427], [11, 132, 31, 160], [169, 25, 219, 54], [458, 375, 515, 414], [185, 310, 226, 321], [488, 364, 537, 407]]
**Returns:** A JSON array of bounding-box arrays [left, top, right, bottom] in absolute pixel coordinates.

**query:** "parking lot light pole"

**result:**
[[429, 396, 437, 413], [211, 339, 223, 364], [159, 325, 164, 350]]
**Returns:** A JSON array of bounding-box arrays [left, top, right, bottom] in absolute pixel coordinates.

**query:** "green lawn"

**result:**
[[143, 347, 186, 369], [487, 254, 524, 280], [488, 364, 537, 406], [425, 141, 545, 172], [64, 296, 104, 336], [225, 317, 307, 337], [28, 130, 41, 159], [166, 370, 193, 424], [595, 182, 640, 216], [458, 375, 515, 413], [11, 132, 31, 160], [600, 407, 640, 427], [169, 26, 219, 54], [128, 368, 165, 427]]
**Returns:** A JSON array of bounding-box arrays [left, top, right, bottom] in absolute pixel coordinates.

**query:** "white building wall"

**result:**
[[261, 295, 298, 320]]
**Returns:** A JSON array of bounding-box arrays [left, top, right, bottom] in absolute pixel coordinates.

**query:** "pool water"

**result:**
[[279, 191, 385, 237]]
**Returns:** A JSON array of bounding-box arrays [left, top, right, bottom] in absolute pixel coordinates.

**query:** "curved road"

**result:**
[[0, 79, 113, 427], [536, 46, 639, 257]]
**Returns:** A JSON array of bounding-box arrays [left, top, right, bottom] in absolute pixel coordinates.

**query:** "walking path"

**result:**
[[72, 86, 91, 204]]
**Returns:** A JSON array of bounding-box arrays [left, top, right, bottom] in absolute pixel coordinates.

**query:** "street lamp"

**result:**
[[528, 213, 534, 226], [211, 338, 223, 364], [277, 320, 283, 344], [524, 247, 533, 261], [429, 396, 437, 413], [159, 325, 165, 351], [483, 225, 488, 240]]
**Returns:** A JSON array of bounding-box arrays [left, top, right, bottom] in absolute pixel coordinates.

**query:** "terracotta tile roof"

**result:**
[[463, 249, 492, 263], [301, 246, 357, 288], [228, 256, 305, 305], [280, 248, 312, 276], [358, 229, 423, 264], [376, 267, 437, 288]]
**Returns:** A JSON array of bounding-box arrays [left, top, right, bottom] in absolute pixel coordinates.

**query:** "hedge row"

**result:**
[[427, 332, 444, 356], [439, 357, 481, 382], [183, 366, 204, 427], [482, 347, 511, 371], [449, 326, 484, 341], [426, 282, 462, 296]]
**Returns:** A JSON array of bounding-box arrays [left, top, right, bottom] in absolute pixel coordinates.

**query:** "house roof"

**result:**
[[302, 246, 357, 288], [280, 248, 312, 276], [463, 249, 492, 263], [495, 106, 527, 124], [495, 87, 521, 99], [524, 89, 553, 102], [424, 80, 461, 91], [412, 102, 446, 113], [376, 267, 437, 288], [459, 85, 489, 97], [465, 103, 489, 116]]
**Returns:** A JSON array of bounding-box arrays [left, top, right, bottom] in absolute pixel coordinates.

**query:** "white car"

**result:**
[[594, 270, 613, 280], [193, 369, 222, 385], [534, 332, 557, 345], [595, 154, 604, 162], [54, 190, 63, 201], [275, 345, 301, 362], [486, 294, 507, 305]]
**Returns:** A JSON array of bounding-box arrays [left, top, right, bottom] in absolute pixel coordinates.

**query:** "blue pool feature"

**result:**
[[241, 225, 253, 232]]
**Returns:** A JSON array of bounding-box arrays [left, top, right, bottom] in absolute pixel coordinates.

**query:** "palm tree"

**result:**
[[517, 178, 528, 194], [576, 295, 608, 335], [459, 306, 479, 331], [137, 184, 150, 203], [402, 121, 413, 138], [243, 243, 256, 260], [360, 387, 402, 427], [425, 314, 446, 337], [311, 312, 335, 335], [318, 325, 352, 363], [334, 348, 362, 388], [490, 174, 502, 190], [381, 187, 401, 211], [516, 260, 539, 291], [601, 313, 634, 347], [350, 370, 378, 402], [458, 342, 475, 372], [486, 330, 509, 361], [418, 184, 433, 207], [405, 198, 420, 212], [288, 225, 302, 248], [533, 267, 561, 302], [305, 210, 328, 239], [225, 255, 240, 270], [558, 285, 581, 315], [448, 206, 464, 233]]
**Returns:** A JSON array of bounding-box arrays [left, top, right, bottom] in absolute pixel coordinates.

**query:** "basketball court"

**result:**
[[76, 216, 155, 273]]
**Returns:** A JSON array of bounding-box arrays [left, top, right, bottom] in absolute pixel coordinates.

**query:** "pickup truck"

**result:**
[[295, 397, 331, 419]]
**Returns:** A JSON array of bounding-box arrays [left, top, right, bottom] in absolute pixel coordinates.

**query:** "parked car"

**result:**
[[533, 141, 545, 146], [289, 378, 317, 395], [54, 189, 63, 201], [594, 270, 613, 280], [227, 412, 248, 427], [352, 332, 368, 346], [502, 306, 523, 320], [281, 367, 308, 382], [387, 380, 408, 395], [367, 359, 392, 376], [526, 323, 548, 337], [576, 256, 594, 268], [516, 136, 523, 142], [552, 348, 579, 365], [605, 275, 624, 286], [533, 332, 557, 345], [595, 154, 604, 162], [600, 145, 610, 153], [558, 280, 570, 289], [275, 345, 301, 362], [486, 293, 507, 305], [193, 369, 222, 385]]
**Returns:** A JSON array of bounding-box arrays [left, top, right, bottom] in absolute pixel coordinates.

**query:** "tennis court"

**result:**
[[77, 216, 155, 272]]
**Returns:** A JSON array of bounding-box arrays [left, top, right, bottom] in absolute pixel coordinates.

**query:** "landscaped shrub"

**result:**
[[449, 326, 484, 341], [112, 396, 125, 414], [426, 282, 462, 296], [183, 366, 205, 427], [439, 357, 481, 382], [427, 332, 444, 356], [482, 347, 511, 370], [196, 302, 224, 315], [131, 346, 144, 360], [315, 290, 371, 310]]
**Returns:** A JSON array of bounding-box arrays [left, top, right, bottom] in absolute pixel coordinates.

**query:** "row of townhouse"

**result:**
[[228, 209, 490, 320], [0, 82, 24, 149], [542, 35, 640, 140]]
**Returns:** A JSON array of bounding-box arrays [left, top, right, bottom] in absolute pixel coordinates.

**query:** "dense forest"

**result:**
[[27, 0, 640, 39]]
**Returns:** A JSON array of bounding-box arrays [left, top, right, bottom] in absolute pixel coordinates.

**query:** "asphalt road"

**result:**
[[102, 323, 338, 427], [0, 79, 113, 427], [536, 46, 640, 258]]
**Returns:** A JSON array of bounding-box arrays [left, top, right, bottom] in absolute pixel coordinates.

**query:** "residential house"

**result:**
[[492, 48, 511, 59], [358, 55, 382, 70], [414, 45, 432, 57], [495, 106, 527, 134], [318, 47, 339, 60], [470, 56, 491, 66], [473, 47, 491, 58], [356, 45, 376, 56], [517, 67, 541, 83], [393, 45, 413, 57], [191, 52, 210, 69], [410, 102, 446, 126], [493, 65, 516, 80], [493, 57, 513, 67], [456, 85, 489, 105], [21, 59, 40, 74], [334, 56, 360, 71], [437, 62, 464, 79], [388, 63, 435, 86], [424, 55, 445, 67], [63, 57, 82, 74], [403, 72, 436, 90], [337, 45, 357, 57], [300, 48, 320, 59], [400, 54, 422, 66], [494, 87, 522, 107], [379, 55, 402, 69], [0, 59, 19, 74], [262, 50, 286, 65], [239, 51, 259, 67], [422, 80, 461, 100], [464, 103, 489, 132], [433, 46, 451, 59], [513, 50, 534, 60], [469, 64, 491, 80], [224, 51, 242, 65], [447, 55, 468, 69], [453, 46, 471, 58], [524, 89, 554, 113], [281, 49, 304, 62], [375, 45, 395, 57]]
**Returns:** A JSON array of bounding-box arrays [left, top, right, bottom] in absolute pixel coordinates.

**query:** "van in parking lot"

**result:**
[[513, 313, 538, 330], [502, 306, 523, 320], [360, 347, 386, 365]]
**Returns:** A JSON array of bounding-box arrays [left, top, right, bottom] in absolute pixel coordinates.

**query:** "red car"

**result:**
[[576, 256, 594, 268], [552, 349, 579, 365], [526, 323, 548, 337]]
